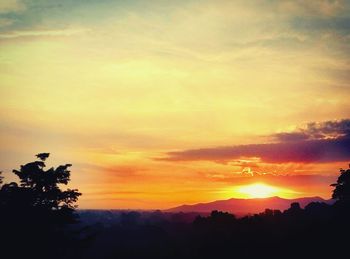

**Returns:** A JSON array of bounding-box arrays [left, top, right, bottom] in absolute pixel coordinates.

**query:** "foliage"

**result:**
[[331, 165, 350, 203], [0, 153, 81, 224]]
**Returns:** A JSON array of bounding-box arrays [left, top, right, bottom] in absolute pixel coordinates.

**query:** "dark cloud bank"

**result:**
[[161, 119, 350, 163]]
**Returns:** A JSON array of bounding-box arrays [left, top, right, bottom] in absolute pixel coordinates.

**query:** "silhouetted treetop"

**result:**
[[0, 153, 84, 259], [36, 152, 50, 161], [331, 165, 350, 203], [1, 153, 81, 224]]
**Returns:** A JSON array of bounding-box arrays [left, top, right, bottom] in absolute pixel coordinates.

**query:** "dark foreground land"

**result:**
[[2, 202, 350, 259], [74, 204, 350, 259], [1, 155, 350, 259]]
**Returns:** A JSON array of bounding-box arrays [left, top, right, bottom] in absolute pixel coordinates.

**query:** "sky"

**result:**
[[1, 0, 350, 209]]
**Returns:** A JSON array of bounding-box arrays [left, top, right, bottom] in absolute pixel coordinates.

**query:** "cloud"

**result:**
[[0, 0, 25, 14], [273, 132, 311, 142], [277, 0, 345, 16], [0, 18, 14, 27], [0, 28, 87, 39], [197, 172, 336, 187], [160, 119, 350, 163], [273, 119, 350, 142], [291, 17, 350, 34]]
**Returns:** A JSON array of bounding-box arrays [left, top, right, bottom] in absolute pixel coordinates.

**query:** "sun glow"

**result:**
[[236, 183, 287, 198]]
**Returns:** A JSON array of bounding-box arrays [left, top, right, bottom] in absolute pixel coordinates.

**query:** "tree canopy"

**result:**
[[331, 165, 350, 204], [0, 153, 81, 224]]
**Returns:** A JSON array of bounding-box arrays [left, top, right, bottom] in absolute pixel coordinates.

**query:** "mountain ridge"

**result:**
[[166, 196, 333, 215]]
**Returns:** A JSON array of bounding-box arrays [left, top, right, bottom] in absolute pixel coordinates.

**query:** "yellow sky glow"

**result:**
[[234, 183, 298, 199]]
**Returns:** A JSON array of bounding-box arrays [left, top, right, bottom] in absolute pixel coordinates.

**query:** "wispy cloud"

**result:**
[[0, 28, 86, 39], [160, 119, 350, 163], [0, 0, 25, 14], [273, 119, 350, 142], [276, 0, 345, 16]]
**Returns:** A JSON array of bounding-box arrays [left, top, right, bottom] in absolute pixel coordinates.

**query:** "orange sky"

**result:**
[[1, 0, 350, 209]]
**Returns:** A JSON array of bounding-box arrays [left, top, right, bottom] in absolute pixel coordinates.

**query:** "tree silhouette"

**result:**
[[1, 153, 81, 224], [0, 153, 83, 259], [331, 165, 350, 204]]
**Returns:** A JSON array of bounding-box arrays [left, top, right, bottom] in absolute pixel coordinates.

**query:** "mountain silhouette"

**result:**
[[166, 196, 333, 215]]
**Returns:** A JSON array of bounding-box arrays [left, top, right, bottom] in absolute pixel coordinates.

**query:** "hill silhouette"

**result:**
[[166, 196, 333, 215]]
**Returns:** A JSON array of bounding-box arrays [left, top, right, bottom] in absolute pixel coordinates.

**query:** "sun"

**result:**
[[236, 183, 282, 198]]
